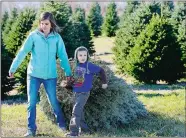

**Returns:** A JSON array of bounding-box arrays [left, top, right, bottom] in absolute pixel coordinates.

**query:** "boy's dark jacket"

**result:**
[[72, 61, 107, 92]]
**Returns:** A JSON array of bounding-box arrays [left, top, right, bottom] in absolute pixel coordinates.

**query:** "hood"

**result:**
[[74, 46, 90, 62]]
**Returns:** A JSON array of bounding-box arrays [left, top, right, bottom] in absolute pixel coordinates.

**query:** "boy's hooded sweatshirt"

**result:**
[[73, 61, 107, 93]]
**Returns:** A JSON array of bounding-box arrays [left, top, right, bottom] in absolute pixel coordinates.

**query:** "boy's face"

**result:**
[[77, 50, 87, 63]]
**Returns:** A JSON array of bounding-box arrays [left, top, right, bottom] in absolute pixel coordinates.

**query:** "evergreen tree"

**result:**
[[71, 7, 85, 22], [119, 0, 140, 27], [1, 11, 9, 30], [1, 44, 15, 99], [4, 8, 36, 93], [113, 2, 161, 74], [31, 1, 72, 31], [177, 20, 186, 68], [5, 8, 36, 57], [87, 2, 103, 36], [161, 1, 174, 18], [124, 15, 184, 83], [171, 3, 186, 68], [125, 0, 141, 14], [102, 2, 119, 37], [1, 11, 14, 99], [2, 8, 18, 44], [63, 7, 94, 58]]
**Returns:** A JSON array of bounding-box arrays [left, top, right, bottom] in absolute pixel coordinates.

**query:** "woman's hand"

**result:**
[[60, 76, 75, 90], [102, 84, 108, 89], [8, 72, 14, 79], [66, 76, 71, 81], [60, 80, 67, 88], [66, 76, 74, 81]]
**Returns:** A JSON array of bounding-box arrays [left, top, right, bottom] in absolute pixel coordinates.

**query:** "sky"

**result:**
[[1, 1, 127, 15]]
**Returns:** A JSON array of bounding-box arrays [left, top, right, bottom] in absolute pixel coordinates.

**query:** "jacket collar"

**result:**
[[35, 28, 57, 38]]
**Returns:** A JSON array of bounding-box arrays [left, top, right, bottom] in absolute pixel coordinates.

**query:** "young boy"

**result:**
[[65, 46, 108, 137]]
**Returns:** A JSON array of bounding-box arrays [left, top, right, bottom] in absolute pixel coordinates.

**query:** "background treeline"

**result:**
[[1, 1, 185, 97]]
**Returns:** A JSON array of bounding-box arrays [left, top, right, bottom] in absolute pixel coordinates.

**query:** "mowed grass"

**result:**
[[1, 103, 29, 137], [1, 89, 185, 137], [92, 36, 115, 64], [93, 36, 115, 54], [1, 103, 66, 137]]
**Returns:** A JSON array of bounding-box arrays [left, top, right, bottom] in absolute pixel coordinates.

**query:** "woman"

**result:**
[[9, 12, 71, 137]]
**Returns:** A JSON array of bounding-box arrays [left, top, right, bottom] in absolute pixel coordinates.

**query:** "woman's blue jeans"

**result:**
[[27, 75, 66, 133]]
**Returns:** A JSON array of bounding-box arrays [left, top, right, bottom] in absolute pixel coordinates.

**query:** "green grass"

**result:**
[[1, 89, 185, 137], [93, 36, 115, 54], [1, 104, 66, 137]]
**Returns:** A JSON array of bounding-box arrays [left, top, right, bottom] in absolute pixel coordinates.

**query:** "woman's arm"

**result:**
[[57, 34, 72, 76], [9, 34, 33, 74]]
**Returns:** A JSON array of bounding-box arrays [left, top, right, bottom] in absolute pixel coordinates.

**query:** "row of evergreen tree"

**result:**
[[113, 1, 186, 84], [1, 1, 119, 99], [1, 1, 186, 99]]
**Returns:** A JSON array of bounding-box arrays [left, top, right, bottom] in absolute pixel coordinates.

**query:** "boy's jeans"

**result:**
[[69, 92, 90, 135], [27, 75, 66, 133]]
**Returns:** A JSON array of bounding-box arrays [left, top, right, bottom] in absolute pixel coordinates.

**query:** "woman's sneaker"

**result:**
[[65, 132, 78, 137], [24, 130, 36, 137]]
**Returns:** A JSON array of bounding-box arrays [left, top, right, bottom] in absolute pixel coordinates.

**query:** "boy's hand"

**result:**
[[60, 80, 67, 88], [102, 84, 108, 89]]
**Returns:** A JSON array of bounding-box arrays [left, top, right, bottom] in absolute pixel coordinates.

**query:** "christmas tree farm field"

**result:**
[[1, 36, 185, 137], [1, 88, 185, 137]]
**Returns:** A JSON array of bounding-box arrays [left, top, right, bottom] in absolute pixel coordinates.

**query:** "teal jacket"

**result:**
[[9, 29, 72, 79]]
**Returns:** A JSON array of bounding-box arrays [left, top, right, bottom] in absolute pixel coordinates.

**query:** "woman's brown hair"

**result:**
[[39, 12, 60, 33]]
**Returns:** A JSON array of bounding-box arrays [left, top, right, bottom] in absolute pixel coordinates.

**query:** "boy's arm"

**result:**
[[99, 68, 107, 84], [57, 34, 72, 76], [89, 62, 107, 85], [99, 67, 108, 89]]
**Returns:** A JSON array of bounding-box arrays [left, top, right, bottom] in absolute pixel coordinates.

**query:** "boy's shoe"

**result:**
[[24, 130, 36, 137], [79, 130, 91, 135], [79, 128, 92, 135], [65, 132, 79, 137]]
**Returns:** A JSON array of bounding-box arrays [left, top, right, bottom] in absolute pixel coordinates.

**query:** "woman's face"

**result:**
[[40, 19, 51, 35], [77, 50, 87, 63]]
